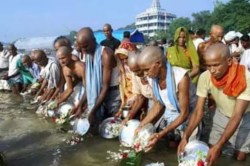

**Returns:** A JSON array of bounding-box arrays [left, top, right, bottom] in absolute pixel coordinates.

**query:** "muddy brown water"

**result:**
[[0, 92, 249, 166]]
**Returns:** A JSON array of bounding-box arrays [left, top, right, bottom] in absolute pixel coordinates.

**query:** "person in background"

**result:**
[[21, 55, 40, 82], [53, 36, 80, 61], [0, 42, 10, 73], [16, 55, 36, 92], [3, 44, 22, 94], [178, 43, 250, 165], [100, 23, 121, 52], [224, 31, 241, 62], [240, 35, 250, 71], [193, 28, 206, 50], [198, 24, 224, 72], [167, 27, 200, 84], [188, 30, 195, 40], [119, 31, 137, 51]]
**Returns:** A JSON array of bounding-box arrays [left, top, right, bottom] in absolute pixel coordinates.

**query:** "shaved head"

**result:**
[[128, 51, 140, 70], [22, 54, 30, 61], [204, 43, 231, 80], [57, 46, 72, 57], [138, 46, 163, 67], [205, 43, 230, 59], [76, 27, 96, 54], [22, 54, 32, 67], [210, 25, 224, 42], [33, 50, 47, 67], [103, 23, 112, 30], [77, 27, 95, 43]]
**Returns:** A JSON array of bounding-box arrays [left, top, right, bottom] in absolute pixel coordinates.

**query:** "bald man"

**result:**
[[21, 55, 40, 81], [136, 46, 196, 151], [53, 36, 80, 62], [198, 25, 224, 72], [55, 46, 85, 110], [17, 55, 37, 92], [178, 43, 250, 165], [122, 51, 153, 124], [76, 27, 120, 125], [33, 50, 61, 103], [100, 23, 121, 52], [4, 44, 22, 94]]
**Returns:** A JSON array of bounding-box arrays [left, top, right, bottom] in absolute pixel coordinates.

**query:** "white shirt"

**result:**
[[240, 49, 250, 71], [0, 50, 10, 69], [193, 38, 204, 50], [8, 54, 21, 76]]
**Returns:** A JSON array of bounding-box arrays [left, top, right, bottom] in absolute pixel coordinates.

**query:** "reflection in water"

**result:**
[[0, 92, 249, 166]]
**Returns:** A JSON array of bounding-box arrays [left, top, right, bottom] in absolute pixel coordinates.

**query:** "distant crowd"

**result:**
[[1, 23, 250, 166]]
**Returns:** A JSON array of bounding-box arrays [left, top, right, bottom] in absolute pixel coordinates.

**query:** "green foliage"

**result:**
[[191, 10, 212, 35], [163, 0, 250, 38], [118, 23, 136, 30], [211, 0, 250, 33], [167, 17, 192, 38]]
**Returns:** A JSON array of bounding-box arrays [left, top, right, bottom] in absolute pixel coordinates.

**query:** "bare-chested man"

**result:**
[[55, 46, 85, 108], [76, 27, 120, 125], [198, 25, 224, 72]]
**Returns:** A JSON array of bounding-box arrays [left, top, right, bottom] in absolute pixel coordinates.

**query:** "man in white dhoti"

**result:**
[[33, 50, 61, 103]]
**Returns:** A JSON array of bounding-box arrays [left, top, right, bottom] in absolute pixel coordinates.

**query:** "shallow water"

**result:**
[[0, 92, 249, 166]]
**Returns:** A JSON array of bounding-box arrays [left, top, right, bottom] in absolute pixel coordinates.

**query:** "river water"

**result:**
[[0, 92, 249, 166]]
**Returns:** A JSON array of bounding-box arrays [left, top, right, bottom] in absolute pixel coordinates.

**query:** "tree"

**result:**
[[167, 17, 192, 39], [191, 10, 212, 35], [211, 0, 250, 33]]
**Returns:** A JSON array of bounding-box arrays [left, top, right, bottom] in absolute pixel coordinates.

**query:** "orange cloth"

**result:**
[[211, 63, 246, 97], [119, 41, 137, 51]]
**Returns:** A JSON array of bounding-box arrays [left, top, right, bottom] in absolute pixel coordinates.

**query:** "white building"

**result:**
[[135, 0, 176, 37]]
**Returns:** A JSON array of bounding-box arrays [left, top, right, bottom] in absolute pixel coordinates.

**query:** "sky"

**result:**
[[0, 0, 228, 42]]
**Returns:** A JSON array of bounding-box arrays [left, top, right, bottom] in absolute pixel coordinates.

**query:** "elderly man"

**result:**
[[122, 51, 153, 124], [178, 43, 250, 166], [136, 46, 196, 150], [198, 25, 224, 72], [54, 46, 85, 109], [3, 44, 22, 94], [16, 55, 38, 92], [33, 50, 61, 103], [100, 23, 121, 52], [76, 27, 120, 124], [21, 55, 40, 82]]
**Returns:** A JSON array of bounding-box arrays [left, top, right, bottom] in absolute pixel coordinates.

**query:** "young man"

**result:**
[[178, 43, 250, 166], [100, 23, 121, 52]]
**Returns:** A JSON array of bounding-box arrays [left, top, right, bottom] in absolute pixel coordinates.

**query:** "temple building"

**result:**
[[135, 0, 176, 37]]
